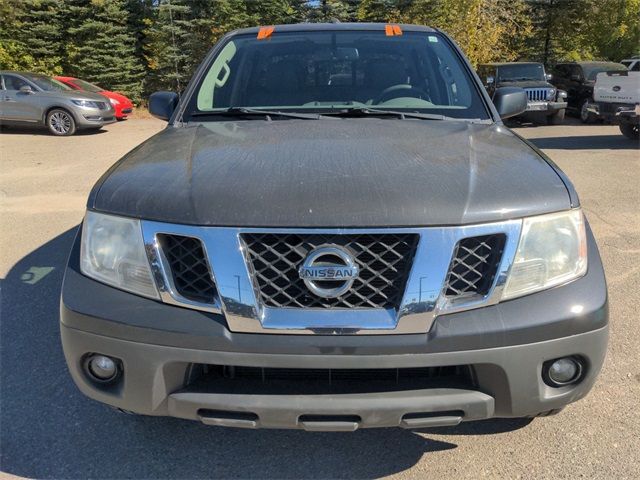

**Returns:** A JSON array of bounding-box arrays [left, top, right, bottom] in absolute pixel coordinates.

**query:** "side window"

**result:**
[[632, 61, 640, 72], [3, 75, 29, 91], [554, 65, 568, 79], [570, 65, 582, 80]]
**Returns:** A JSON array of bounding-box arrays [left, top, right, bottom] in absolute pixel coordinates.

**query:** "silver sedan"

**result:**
[[0, 71, 116, 136]]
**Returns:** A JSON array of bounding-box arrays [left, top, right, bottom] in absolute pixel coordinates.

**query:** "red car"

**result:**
[[55, 76, 133, 120]]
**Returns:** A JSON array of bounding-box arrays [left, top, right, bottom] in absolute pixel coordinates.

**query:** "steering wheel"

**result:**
[[373, 84, 430, 105]]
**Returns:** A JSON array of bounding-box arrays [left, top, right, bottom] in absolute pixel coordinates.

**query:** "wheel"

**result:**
[[547, 108, 565, 125], [619, 122, 639, 141], [580, 99, 596, 124], [46, 108, 76, 136]]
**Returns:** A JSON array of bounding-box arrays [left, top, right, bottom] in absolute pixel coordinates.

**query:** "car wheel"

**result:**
[[580, 99, 596, 124], [47, 108, 76, 136], [619, 122, 639, 141], [547, 108, 565, 125]]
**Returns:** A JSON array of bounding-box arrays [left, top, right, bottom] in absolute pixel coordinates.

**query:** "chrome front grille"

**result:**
[[141, 220, 522, 335], [525, 88, 550, 102], [444, 234, 506, 297], [241, 233, 419, 309], [157, 234, 217, 303]]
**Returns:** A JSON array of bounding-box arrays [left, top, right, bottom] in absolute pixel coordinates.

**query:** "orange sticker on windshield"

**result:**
[[385, 24, 403, 36], [257, 26, 274, 40]]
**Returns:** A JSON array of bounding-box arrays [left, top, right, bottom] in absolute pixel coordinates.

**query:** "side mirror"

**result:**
[[545, 73, 553, 81], [148, 91, 179, 121], [492, 87, 528, 119], [19, 85, 33, 94], [486, 76, 495, 85]]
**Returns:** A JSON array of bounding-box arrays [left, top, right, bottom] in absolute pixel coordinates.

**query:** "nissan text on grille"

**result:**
[[61, 23, 608, 431]]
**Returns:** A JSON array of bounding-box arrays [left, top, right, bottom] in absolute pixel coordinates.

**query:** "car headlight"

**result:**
[[547, 88, 556, 100], [80, 211, 159, 299], [109, 97, 120, 105], [502, 209, 587, 300], [72, 99, 100, 108]]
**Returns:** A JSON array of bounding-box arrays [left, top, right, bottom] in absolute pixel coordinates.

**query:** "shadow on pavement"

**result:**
[[1, 227, 529, 479], [0, 126, 107, 136], [529, 134, 639, 150]]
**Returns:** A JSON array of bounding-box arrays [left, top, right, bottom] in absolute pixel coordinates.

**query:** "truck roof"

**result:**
[[229, 22, 437, 36], [479, 62, 542, 67]]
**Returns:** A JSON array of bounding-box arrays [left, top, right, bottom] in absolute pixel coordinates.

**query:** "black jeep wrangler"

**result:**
[[478, 62, 567, 124]]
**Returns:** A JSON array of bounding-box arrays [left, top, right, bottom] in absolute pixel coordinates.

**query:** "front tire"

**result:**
[[580, 99, 596, 124], [47, 108, 76, 136], [547, 108, 565, 125], [619, 122, 639, 141]]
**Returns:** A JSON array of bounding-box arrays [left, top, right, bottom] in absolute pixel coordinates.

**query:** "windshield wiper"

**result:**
[[326, 107, 461, 121], [191, 107, 324, 120]]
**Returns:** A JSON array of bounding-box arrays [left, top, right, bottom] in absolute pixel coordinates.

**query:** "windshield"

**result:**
[[24, 74, 70, 91], [497, 64, 544, 82], [187, 30, 489, 120], [70, 78, 103, 92], [583, 63, 627, 81]]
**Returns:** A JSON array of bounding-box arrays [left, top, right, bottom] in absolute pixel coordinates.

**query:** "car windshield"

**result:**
[[582, 63, 628, 80], [71, 78, 103, 92], [187, 30, 489, 120], [24, 74, 70, 91], [497, 64, 544, 81]]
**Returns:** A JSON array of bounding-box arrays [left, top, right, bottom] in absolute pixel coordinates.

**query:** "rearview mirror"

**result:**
[[492, 87, 528, 119], [148, 91, 179, 121], [545, 73, 553, 81], [19, 85, 33, 94], [486, 76, 495, 85]]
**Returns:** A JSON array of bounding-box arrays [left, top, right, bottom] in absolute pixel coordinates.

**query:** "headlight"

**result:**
[[72, 99, 100, 108], [80, 211, 159, 299], [502, 209, 587, 300], [547, 88, 556, 100], [109, 97, 120, 105]]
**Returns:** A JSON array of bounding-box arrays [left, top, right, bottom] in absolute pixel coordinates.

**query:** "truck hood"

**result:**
[[43, 89, 109, 102], [91, 119, 571, 227], [496, 80, 553, 89]]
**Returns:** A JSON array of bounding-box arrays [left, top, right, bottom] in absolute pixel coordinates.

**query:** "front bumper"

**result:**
[[60, 227, 608, 429], [74, 106, 117, 128], [61, 324, 608, 430], [591, 103, 640, 125], [525, 101, 567, 113]]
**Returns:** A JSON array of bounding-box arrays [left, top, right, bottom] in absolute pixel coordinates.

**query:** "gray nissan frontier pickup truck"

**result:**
[[61, 23, 608, 431]]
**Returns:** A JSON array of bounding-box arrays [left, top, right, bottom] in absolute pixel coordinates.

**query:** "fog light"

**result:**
[[543, 357, 583, 387], [85, 354, 119, 382]]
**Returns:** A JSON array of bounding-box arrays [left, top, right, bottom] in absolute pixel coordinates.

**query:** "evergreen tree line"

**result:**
[[0, 0, 638, 104]]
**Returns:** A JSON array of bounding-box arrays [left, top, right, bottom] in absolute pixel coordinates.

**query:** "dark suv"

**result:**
[[551, 61, 628, 122], [60, 23, 608, 431], [477, 62, 567, 124]]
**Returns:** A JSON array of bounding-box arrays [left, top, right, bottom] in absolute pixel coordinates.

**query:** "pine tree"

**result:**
[[0, 0, 65, 74], [63, 0, 145, 100], [524, 0, 589, 64], [306, 0, 361, 22]]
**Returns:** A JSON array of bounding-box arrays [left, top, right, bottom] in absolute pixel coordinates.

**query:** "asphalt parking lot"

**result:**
[[1, 117, 639, 479]]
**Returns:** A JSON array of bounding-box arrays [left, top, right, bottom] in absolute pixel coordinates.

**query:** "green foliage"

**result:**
[[0, 0, 65, 74], [1, 0, 638, 103], [63, 0, 145, 101]]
